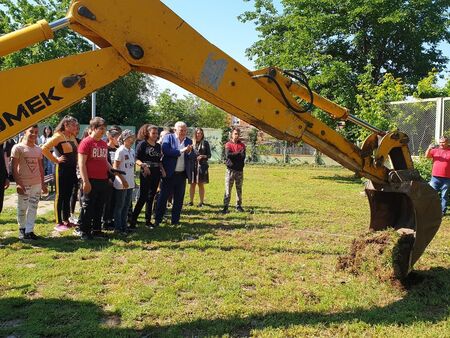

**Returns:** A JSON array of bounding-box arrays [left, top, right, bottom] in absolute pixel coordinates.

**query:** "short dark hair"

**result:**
[[231, 127, 241, 134], [89, 117, 106, 130]]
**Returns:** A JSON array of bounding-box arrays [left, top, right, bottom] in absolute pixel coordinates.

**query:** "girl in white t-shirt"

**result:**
[[113, 130, 135, 234]]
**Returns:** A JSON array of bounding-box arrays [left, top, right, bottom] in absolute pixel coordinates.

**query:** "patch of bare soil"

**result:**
[[336, 230, 414, 284], [101, 314, 121, 328]]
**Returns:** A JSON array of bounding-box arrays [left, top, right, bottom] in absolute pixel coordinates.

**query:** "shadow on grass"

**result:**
[[312, 175, 363, 185], [146, 241, 344, 256], [0, 218, 277, 253], [185, 204, 306, 216], [0, 267, 447, 337]]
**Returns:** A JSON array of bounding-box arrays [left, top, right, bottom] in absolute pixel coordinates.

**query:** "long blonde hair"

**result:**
[[193, 127, 204, 146]]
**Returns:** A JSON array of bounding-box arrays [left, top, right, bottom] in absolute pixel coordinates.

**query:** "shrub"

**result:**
[[414, 154, 432, 182]]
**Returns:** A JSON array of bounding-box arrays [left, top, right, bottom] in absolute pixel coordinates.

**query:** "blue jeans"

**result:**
[[429, 176, 450, 214], [114, 188, 133, 231], [44, 157, 54, 175]]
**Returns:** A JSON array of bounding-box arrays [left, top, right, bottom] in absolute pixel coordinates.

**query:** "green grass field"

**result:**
[[0, 165, 448, 337]]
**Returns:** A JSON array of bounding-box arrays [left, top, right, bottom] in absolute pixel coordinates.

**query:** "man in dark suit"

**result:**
[[154, 121, 195, 226]]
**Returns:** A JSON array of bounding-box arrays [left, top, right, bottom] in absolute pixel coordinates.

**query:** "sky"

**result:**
[[157, 0, 265, 97], [157, 1, 450, 96]]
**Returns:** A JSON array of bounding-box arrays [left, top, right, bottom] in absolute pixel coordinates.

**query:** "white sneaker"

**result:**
[[18, 228, 25, 240]]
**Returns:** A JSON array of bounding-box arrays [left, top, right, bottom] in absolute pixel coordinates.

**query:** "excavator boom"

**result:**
[[0, 0, 442, 277]]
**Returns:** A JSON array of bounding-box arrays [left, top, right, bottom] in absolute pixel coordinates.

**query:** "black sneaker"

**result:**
[[221, 207, 229, 214], [103, 221, 115, 231], [80, 232, 93, 240], [236, 206, 244, 212], [18, 228, 25, 240], [197, 203, 204, 207], [24, 232, 39, 240], [114, 230, 129, 236], [92, 230, 108, 238], [145, 221, 154, 229], [187, 202, 194, 206]]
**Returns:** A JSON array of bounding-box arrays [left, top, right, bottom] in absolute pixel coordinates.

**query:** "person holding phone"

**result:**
[[426, 136, 450, 215]]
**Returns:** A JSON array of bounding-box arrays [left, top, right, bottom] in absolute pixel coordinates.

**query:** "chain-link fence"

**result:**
[[200, 126, 315, 164], [388, 97, 450, 155]]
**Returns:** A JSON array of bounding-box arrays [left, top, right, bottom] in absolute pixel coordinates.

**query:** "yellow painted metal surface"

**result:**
[[0, 20, 54, 57], [0, 0, 422, 184], [67, 0, 392, 183], [0, 47, 130, 143]]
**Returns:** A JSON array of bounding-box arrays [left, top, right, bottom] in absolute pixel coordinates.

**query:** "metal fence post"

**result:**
[[435, 97, 444, 141]]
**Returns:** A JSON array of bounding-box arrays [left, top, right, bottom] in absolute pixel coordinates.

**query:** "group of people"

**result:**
[[0, 116, 247, 240]]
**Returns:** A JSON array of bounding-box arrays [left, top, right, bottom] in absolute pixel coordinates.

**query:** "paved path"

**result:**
[[2, 193, 56, 216]]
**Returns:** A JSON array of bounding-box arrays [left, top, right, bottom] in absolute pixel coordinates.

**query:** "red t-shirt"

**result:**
[[429, 147, 450, 178], [78, 136, 109, 179]]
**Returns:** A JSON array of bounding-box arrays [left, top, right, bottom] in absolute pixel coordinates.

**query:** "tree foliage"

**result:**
[[149, 90, 227, 128], [355, 65, 407, 140], [414, 69, 449, 98], [240, 0, 450, 141], [240, 0, 450, 88], [0, 0, 155, 127]]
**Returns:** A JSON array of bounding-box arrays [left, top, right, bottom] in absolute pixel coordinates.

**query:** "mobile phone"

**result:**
[[110, 168, 126, 175]]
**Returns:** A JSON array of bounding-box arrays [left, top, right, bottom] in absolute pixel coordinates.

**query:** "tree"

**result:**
[[355, 65, 407, 140], [184, 96, 228, 129], [65, 72, 155, 127], [149, 90, 194, 126], [414, 69, 449, 99], [239, 0, 450, 105], [0, 0, 155, 127], [0, 0, 85, 70], [149, 91, 228, 128]]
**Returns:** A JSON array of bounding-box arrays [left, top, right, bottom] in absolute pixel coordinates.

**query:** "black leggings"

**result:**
[[132, 172, 160, 222], [70, 178, 81, 215], [55, 164, 76, 224]]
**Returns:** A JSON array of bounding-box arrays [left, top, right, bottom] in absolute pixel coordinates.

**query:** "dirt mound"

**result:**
[[337, 230, 414, 283]]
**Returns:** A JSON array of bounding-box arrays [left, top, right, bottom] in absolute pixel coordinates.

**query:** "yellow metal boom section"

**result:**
[[0, 20, 53, 57], [0, 47, 130, 140], [67, 0, 415, 184], [0, 0, 414, 184]]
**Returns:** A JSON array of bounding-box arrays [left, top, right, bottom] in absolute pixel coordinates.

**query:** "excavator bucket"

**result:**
[[365, 171, 442, 278]]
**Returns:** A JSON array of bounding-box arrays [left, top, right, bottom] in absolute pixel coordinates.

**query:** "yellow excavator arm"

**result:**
[[0, 0, 442, 277]]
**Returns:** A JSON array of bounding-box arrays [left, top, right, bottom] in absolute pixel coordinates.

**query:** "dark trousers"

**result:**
[[102, 182, 116, 223], [132, 172, 161, 223], [79, 179, 109, 234], [70, 178, 81, 215], [55, 165, 77, 224], [155, 172, 186, 225], [0, 177, 4, 213]]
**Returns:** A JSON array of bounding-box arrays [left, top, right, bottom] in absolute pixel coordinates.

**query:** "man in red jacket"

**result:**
[[426, 135, 450, 215], [222, 127, 246, 214]]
